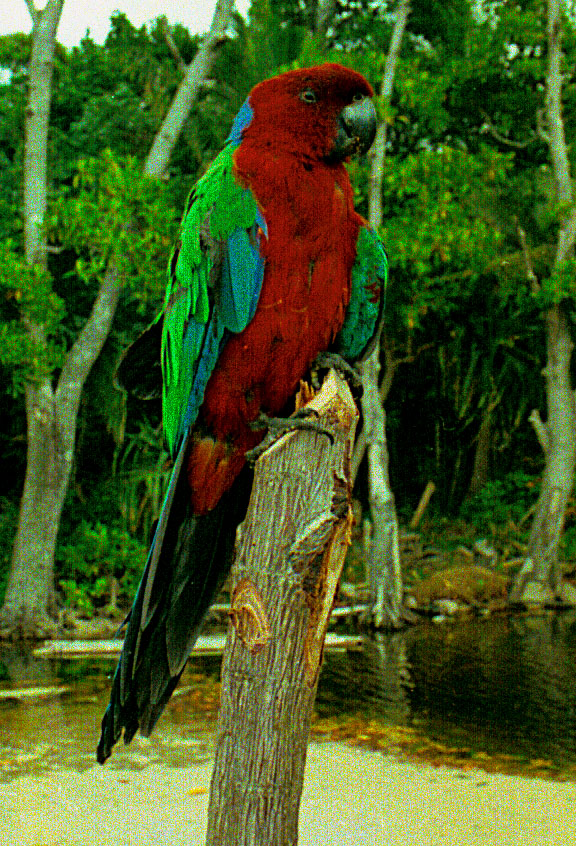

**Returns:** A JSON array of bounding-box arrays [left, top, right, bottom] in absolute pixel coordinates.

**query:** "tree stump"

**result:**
[[205, 370, 357, 846]]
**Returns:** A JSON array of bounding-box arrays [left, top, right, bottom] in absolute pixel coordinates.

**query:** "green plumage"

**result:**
[[337, 224, 388, 361], [159, 145, 262, 455]]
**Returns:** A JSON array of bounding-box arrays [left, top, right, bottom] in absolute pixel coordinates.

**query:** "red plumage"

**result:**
[[186, 65, 372, 514]]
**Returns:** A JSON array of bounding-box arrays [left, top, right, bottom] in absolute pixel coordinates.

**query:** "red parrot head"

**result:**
[[240, 63, 376, 162]]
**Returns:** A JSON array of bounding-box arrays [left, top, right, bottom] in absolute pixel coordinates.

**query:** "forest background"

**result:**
[[1, 0, 575, 626]]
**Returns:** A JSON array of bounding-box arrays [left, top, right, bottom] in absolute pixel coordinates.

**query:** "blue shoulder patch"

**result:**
[[226, 97, 254, 145]]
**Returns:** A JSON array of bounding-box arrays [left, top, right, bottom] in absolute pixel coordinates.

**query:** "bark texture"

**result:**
[[205, 372, 357, 846]]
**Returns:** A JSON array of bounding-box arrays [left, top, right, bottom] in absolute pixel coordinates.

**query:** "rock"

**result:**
[[474, 538, 498, 568], [453, 545, 474, 565], [559, 581, 576, 607], [412, 566, 509, 607], [432, 599, 462, 616], [520, 580, 554, 605], [70, 617, 119, 640]]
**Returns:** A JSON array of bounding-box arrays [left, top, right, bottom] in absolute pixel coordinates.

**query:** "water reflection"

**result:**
[[404, 613, 576, 766], [0, 612, 575, 780]]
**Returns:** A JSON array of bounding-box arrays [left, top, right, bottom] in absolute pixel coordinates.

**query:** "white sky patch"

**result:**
[[1, 0, 249, 46]]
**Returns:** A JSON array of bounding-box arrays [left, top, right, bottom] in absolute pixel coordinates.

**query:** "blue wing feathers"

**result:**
[[218, 224, 265, 332]]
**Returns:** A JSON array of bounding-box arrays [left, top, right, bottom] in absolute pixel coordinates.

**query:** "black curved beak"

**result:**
[[328, 96, 377, 161]]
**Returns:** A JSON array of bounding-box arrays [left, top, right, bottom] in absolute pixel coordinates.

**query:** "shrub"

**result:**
[[56, 520, 146, 617]]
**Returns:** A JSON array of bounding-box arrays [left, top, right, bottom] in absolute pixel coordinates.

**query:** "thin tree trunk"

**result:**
[[360, 0, 410, 627], [206, 372, 357, 845], [511, 0, 576, 603], [511, 306, 576, 602], [0, 0, 64, 635], [360, 344, 402, 627], [1, 1, 234, 636]]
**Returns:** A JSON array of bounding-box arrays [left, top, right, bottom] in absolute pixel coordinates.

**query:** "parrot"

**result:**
[[97, 62, 387, 764]]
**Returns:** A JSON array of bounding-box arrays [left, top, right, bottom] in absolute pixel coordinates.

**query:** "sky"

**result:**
[[0, 0, 249, 46]]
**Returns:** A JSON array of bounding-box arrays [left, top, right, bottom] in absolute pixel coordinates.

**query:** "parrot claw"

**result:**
[[310, 352, 362, 389], [246, 409, 334, 465]]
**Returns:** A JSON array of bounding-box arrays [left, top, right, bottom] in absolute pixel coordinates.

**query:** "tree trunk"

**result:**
[[206, 372, 357, 845], [359, 0, 410, 627], [510, 305, 576, 602], [22, 0, 64, 268], [1, 1, 234, 635], [2, 264, 124, 635], [0, 0, 64, 635], [360, 347, 402, 627], [511, 0, 576, 603]]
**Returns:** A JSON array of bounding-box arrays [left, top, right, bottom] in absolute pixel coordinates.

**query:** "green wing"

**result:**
[[159, 144, 266, 455], [336, 224, 388, 362]]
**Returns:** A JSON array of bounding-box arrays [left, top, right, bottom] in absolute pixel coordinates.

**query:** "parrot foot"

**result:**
[[245, 409, 334, 465], [311, 352, 362, 389]]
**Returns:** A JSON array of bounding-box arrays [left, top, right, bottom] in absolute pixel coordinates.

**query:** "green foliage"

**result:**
[[51, 150, 173, 309], [0, 242, 65, 392], [560, 523, 576, 565], [112, 418, 168, 543], [459, 472, 538, 531], [56, 520, 147, 617]]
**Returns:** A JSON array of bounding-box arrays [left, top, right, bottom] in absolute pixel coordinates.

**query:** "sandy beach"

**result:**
[[1, 742, 574, 845]]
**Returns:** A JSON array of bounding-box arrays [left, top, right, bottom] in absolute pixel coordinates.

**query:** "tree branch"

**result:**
[[516, 220, 540, 294], [528, 408, 549, 454], [480, 109, 533, 149], [159, 16, 186, 74], [144, 0, 234, 178], [55, 261, 123, 418], [24, 0, 39, 26], [368, 0, 410, 229], [315, 0, 336, 36]]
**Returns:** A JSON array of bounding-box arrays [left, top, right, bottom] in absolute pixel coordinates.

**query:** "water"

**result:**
[[0, 613, 575, 780], [317, 613, 576, 768]]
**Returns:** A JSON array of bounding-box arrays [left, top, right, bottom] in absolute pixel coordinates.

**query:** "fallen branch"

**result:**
[[409, 481, 436, 530], [33, 632, 362, 658], [0, 685, 69, 700]]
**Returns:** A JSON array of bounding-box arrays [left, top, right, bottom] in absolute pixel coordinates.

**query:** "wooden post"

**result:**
[[205, 371, 357, 846]]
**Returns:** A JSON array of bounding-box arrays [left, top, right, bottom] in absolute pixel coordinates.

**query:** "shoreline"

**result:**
[[1, 742, 575, 845]]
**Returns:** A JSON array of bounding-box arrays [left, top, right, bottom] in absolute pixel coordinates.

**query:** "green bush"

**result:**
[[56, 520, 147, 617], [459, 471, 538, 531]]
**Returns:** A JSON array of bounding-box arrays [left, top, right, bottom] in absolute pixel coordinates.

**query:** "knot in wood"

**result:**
[[229, 578, 271, 653]]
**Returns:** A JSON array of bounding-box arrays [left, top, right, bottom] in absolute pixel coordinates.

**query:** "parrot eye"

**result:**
[[300, 88, 318, 104], [352, 92, 365, 102]]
